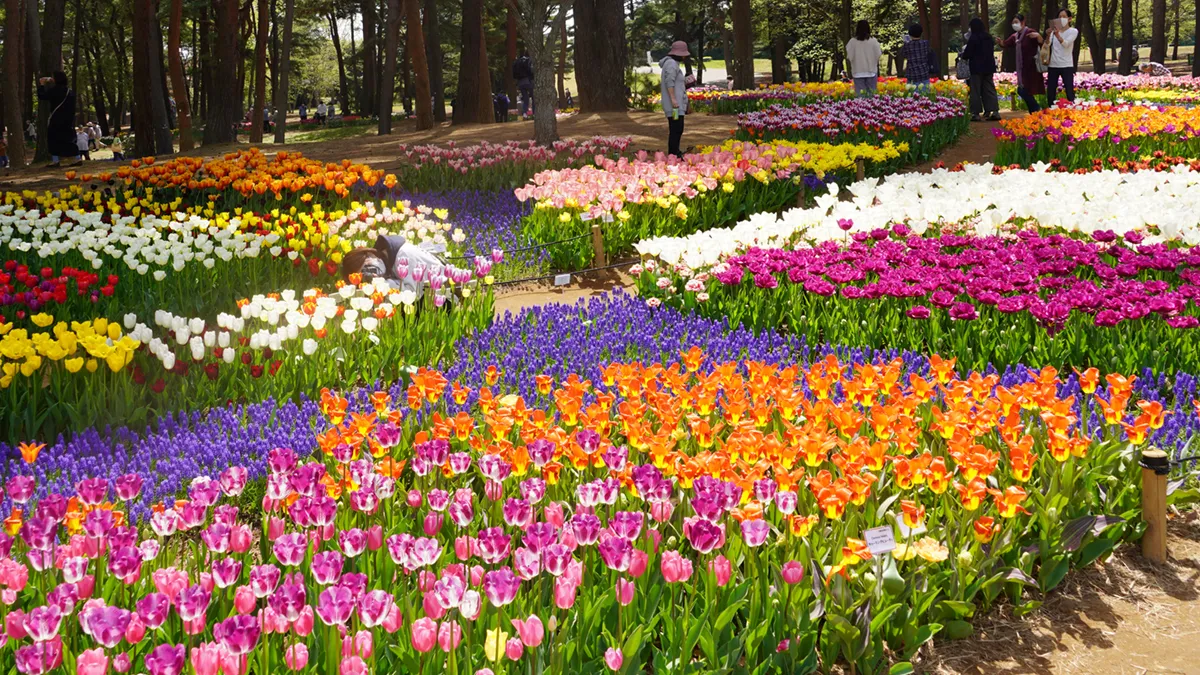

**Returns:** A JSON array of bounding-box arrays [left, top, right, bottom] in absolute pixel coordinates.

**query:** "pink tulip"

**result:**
[[234, 586, 256, 615], [340, 656, 368, 675], [605, 647, 623, 671], [709, 555, 732, 587], [407, 489, 423, 508], [267, 517, 285, 542], [650, 501, 674, 523], [438, 620, 463, 651], [553, 577, 577, 609], [151, 568, 188, 605], [112, 652, 131, 673], [629, 550, 648, 578], [422, 591, 447, 620], [382, 605, 403, 634], [294, 606, 315, 636], [124, 613, 146, 644], [230, 525, 253, 553], [511, 615, 545, 647], [660, 551, 693, 583], [77, 648, 108, 675], [189, 643, 222, 675], [615, 579, 635, 606], [781, 561, 805, 585], [454, 536, 471, 561], [343, 630, 373, 659], [184, 615, 207, 636], [505, 637, 524, 661], [284, 643, 309, 671], [411, 617, 438, 653], [77, 575, 96, 599], [367, 525, 384, 551], [543, 502, 565, 527], [5, 609, 28, 640]]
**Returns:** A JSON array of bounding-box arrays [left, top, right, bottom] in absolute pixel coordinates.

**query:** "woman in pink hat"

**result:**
[[660, 40, 691, 158]]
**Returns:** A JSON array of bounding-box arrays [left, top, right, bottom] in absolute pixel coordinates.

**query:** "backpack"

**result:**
[[956, 50, 971, 80]]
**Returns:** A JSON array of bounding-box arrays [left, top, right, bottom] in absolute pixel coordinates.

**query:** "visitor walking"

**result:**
[[999, 14, 1044, 113], [299, 102, 307, 123], [36, 71, 78, 167], [316, 101, 328, 126], [962, 18, 1000, 121], [513, 54, 534, 119], [660, 40, 691, 159], [900, 24, 937, 90], [846, 20, 883, 94], [75, 127, 91, 161], [1046, 9, 1078, 103], [25, 119, 37, 143]]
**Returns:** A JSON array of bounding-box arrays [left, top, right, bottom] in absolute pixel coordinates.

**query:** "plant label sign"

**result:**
[[553, 274, 571, 287], [864, 526, 897, 556]]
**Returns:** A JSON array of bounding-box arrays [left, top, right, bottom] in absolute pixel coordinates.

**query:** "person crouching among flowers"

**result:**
[[341, 234, 450, 297]]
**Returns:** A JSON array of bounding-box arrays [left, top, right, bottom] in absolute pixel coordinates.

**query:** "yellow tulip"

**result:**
[[65, 357, 84, 373], [86, 359, 98, 373], [31, 313, 55, 328]]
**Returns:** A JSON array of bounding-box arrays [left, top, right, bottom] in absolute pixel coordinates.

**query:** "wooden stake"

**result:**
[[795, 179, 806, 209], [1140, 448, 1169, 564], [591, 223, 606, 268], [855, 158, 865, 182]]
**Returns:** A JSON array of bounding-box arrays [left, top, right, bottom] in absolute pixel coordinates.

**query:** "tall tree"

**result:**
[[505, 9, 519, 104], [132, 0, 172, 156], [929, 0, 944, 75], [168, 0, 194, 151], [34, 0, 68, 163], [379, 0, 401, 134], [328, 11, 352, 113], [453, 0, 492, 124], [1149, 0, 1166, 63], [273, 0, 295, 142], [1170, 0, 1179, 60], [423, 0, 446, 121], [361, 0, 378, 116], [509, 0, 568, 144], [1117, 0, 1133, 73], [732, 0, 753, 88], [407, 0, 435, 129], [250, 0, 269, 143], [204, 0, 240, 144], [1194, 0, 1200, 75], [1078, 0, 1118, 73], [3, 0, 28, 169], [575, 0, 628, 111]]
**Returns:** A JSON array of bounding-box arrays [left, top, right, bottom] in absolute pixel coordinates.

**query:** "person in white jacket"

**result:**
[[846, 21, 883, 95], [660, 41, 692, 158], [1046, 9, 1079, 103]]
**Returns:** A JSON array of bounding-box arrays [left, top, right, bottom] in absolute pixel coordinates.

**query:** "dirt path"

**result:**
[[921, 515, 1200, 675]]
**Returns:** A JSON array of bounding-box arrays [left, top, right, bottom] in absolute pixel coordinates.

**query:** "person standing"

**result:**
[[316, 101, 328, 126], [299, 102, 308, 123], [513, 54, 535, 119], [0, 133, 9, 169], [999, 14, 1045, 113], [36, 71, 78, 167], [75, 127, 91, 161], [1046, 9, 1078, 103], [846, 21, 883, 94], [963, 18, 1001, 120], [660, 41, 691, 159], [900, 24, 937, 90]]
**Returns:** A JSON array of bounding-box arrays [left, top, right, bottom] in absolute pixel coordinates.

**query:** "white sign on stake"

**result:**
[[864, 526, 897, 556], [553, 274, 571, 287]]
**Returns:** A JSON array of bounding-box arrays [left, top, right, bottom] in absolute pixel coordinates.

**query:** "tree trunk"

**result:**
[[839, 0, 851, 77], [3, 0, 27, 169], [168, 0, 194, 150], [980, 0, 989, 33], [34, 0, 68, 163], [329, 12, 352, 114], [408, 0, 435, 129], [732, 0, 753, 88], [204, 0, 240, 144], [424, 0, 446, 121], [1149, 0, 1166, 63], [250, 0, 268, 143], [198, 7, 210, 120], [557, 23, 567, 105], [272, 0, 295, 142], [512, 0, 566, 143], [1029, 0, 1042, 35], [476, 16, 492, 123], [1118, 0, 1133, 73], [379, 0, 400, 134], [930, 0, 945, 76], [453, 0, 487, 124], [505, 9, 519, 104], [1078, 0, 1103, 73], [361, 0, 377, 116], [1194, 0, 1200, 76], [84, 40, 109, 136], [1170, 0, 1179, 60], [771, 34, 787, 83], [575, 0, 628, 111], [71, 0, 80, 121], [1001, 0, 1018, 71]]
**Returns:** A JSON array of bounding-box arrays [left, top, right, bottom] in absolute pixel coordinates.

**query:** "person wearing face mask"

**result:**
[[998, 14, 1044, 113], [1046, 9, 1079, 103]]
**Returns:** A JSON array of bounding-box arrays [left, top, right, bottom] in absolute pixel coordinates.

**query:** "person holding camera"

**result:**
[[36, 71, 79, 167]]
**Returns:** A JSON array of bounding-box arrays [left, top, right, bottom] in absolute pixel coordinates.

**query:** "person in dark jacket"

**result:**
[[963, 18, 1000, 121], [36, 71, 78, 166], [998, 14, 1044, 113], [513, 54, 534, 118]]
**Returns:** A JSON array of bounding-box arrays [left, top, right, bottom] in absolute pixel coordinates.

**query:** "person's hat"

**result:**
[[667, 41, 690, 58]]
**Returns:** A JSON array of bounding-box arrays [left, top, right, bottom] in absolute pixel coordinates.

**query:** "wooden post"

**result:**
[[1140, 448, 1169, 563], [591, 223, 606, 267], [795, 178, 806, 209], [855, 158, 865, 182]]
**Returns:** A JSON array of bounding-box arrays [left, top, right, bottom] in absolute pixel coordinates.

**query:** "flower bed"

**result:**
[[516, 139, 908, 269], [636, 228, 1200, 374], [0, 335, 1156, 673], [683, 80, 967, 115], [996, 72, 1200, 100], [735, 95, 969, 163], [392, 137, 633, 192], [993, 102, 1200, 168], [633, 163, 1200, 273]]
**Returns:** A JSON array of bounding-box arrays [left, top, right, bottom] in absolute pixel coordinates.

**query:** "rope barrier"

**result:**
[[443, 232, 593, 261], [490, 259, 639, 288]]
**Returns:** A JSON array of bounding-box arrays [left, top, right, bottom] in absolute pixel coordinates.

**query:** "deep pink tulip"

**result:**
[[5, 609, 28, 640], [317, 586, 355, 626], [143, 643, 186, 675], [358, 589, 395, 628], [709, 555, 732, 588], [124, 613, 146, 644], [216, 615, 261, 656], [24, 605, 64, 642], [781, 560, 805, 585], [343, 630, 373, 659], [14, 635, 63, 674], [422, 591, 447, 620], [367, 525, 384, 551], [553, 577, 577, 609], [629, 549, 648, 578], [382, 605, 403, 634], [505, 637, 524, 661], [234, 586, 256, 615], [293, 606, 315, 636], [112, 653, 131, 674]]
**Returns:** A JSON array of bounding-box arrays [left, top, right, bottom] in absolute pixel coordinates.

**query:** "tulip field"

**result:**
[[1, 78, 1199, 675]]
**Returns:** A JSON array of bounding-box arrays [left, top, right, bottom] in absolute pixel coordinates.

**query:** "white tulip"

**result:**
[[302, 338, 318, 355]]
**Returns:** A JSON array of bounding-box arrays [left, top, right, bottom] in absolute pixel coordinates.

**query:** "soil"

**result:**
[[920, 514, 1200, 675]]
